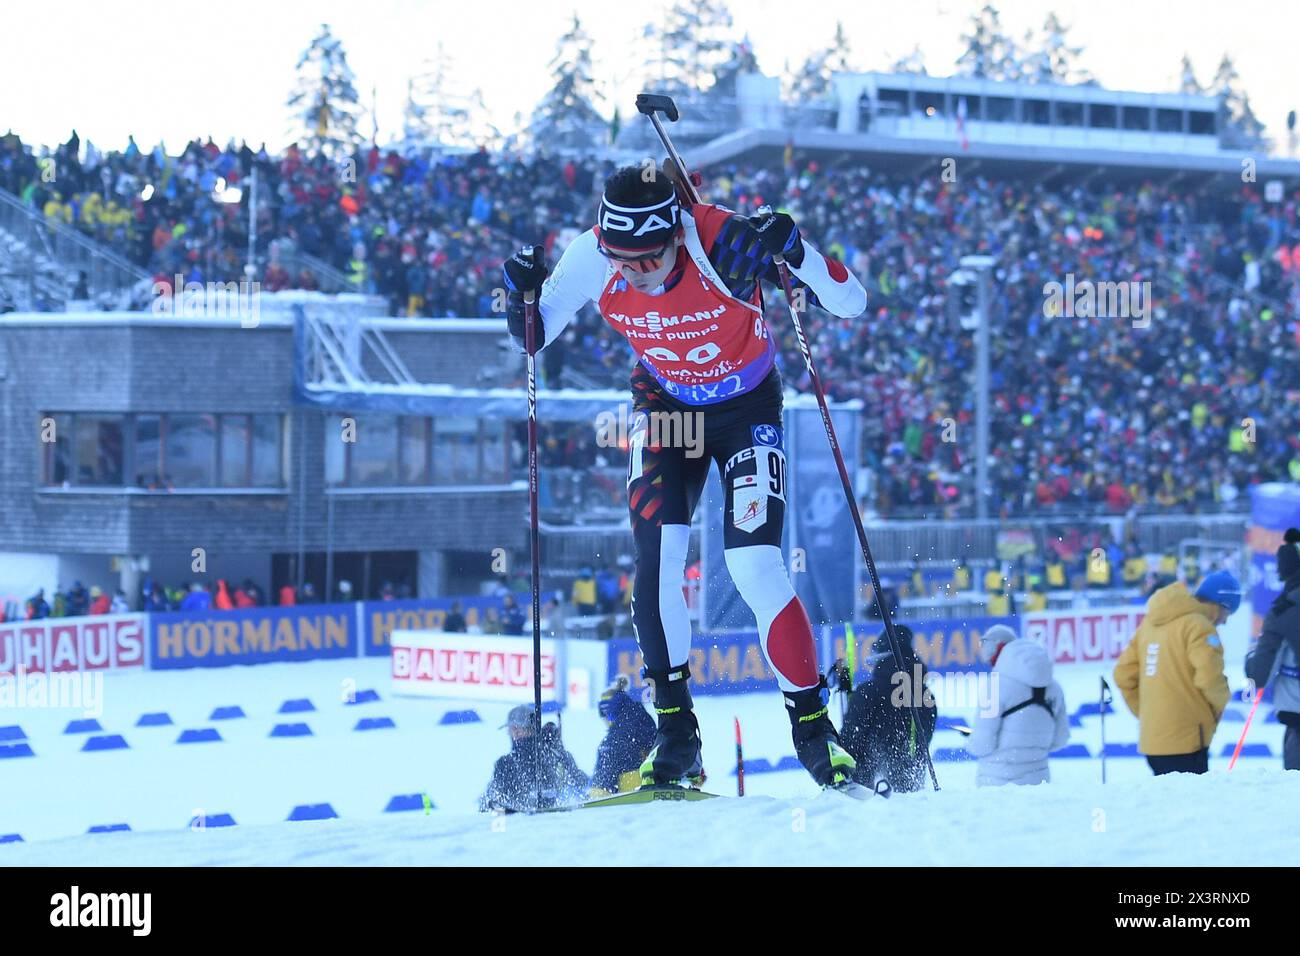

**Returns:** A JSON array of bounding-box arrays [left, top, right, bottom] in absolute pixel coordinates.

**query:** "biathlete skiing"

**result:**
[[502, 150, 868, 791]]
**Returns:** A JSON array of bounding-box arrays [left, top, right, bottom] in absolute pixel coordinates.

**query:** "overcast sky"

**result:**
[[3, 0, 1296, 154]]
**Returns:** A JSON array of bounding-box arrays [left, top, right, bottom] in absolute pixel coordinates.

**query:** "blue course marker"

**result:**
[[87, 824, 131, 834], [345, 689, 381, 705], [287, 803, 338, 822], [82, 735, 129, 752], [64, 718, 103, 734], [279, 698, 315, 714], [0, 834, 23, 844], [0, 743, 35, 759], [1221, 742, 1272, 758], [384, 794, 429, 812], [355, 717, 396, 731], [136, 713, 173, 727], [177, 728, 223, 744], [189, 813, 237, 828], [270, 723, 312, 738], [1050, 743, 1091, 758], [439, 709, 481, 725], [1073, 701, 1115, 718], [1102, 742, 1140, 757], [0, 726, 25, 742], [209, 706, 246, 720]]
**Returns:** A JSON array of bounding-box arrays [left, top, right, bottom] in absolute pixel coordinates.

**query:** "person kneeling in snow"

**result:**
[[967, 625, 1070, 786], [589, 675, 657, 797], [479, 704, 589, 812], [839, 626, 937, 793]]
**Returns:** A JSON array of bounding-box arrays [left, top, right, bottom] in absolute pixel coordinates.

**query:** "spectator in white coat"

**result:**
[[967, 625, 1070, 786]]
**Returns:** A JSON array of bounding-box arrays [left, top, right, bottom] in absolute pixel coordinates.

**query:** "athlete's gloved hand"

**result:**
[[503, 246, 548, 296], [748, 208, 805, 268], [502, 246, 548, 353]]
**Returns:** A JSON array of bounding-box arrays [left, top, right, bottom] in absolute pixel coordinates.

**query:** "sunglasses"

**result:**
[[599, 238, 675, 274]]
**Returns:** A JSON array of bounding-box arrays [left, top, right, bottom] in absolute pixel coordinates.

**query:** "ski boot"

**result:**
[[639, 666, 705, 788], [785, 677, 857, 788]]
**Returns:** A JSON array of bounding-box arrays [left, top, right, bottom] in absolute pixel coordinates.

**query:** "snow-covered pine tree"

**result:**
[[790, 21, 854, 102], [955, 4, 1021, 82], [1211, 53, 1267, 149], [286, 23, 362, 159], [890, 45, 928, 76], [403, 44, 469, 147], [642, 0, 736, 96], [528, 13, 606, 152], [1177, 54, 1203, 95], [1037, 12, 1089, 85]]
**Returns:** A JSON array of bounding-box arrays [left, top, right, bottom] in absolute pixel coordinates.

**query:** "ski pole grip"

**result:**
[[755, 205, 786, 266], [522, 245, 536, 305]]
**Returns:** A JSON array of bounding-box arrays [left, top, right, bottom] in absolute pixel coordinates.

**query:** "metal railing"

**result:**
[[0, 185, 151, 305]]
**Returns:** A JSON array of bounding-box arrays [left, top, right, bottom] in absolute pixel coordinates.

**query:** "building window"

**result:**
[[1122, 106, 1151, 131], [1155, 108, 1183, 133], [77, 415, 125, 485], [135, 414, 163, 487], [40, 413, 124, 486], [350, 415, 400, 485], [400, 417, 431, 484], [1057, 101, 1085, 127], [250, 414, 283, 487], [1189, 110, 1215, 135], [220, 415, 251, 486], [1089, 103, 1118, 128], [480, 420, 507, 483], [42, 412, 283, 490], [435, 416, 479, 485], [43, 413, 74, 485], [167, 414, 218, 487], [1024, 99, 1051, 125], [328, 414, 438, 487], [985, 97, 1015, 122]]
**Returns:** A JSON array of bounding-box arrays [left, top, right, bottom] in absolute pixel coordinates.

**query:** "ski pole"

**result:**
[[767, 234, 939, 792], [1228, 683, 1265, 772], [845, 621, 857, 692], [523, 248, 544, 809], [1100, 676, 1112, 784], [734, 716, 745, 797]]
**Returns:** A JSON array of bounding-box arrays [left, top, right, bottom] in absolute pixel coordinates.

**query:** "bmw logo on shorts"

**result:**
[[751, 424, 782, 448]]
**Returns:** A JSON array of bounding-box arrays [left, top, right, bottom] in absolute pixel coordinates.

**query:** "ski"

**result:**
[[526, 784, 723, 813], [826, 779, 891, 801]]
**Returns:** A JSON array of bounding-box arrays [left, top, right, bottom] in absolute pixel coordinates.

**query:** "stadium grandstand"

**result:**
[[2, 61, 1298, 634]]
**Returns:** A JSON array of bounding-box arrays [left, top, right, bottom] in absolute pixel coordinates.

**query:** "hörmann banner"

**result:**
[[362, 596, 525, 657], [150, 603, 357, 669]]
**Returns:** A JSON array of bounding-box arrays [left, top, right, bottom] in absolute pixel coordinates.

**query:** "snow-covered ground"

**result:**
[[1, 650, 1295, 866]]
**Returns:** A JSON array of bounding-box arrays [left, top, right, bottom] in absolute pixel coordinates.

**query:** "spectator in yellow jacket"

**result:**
[[1114, 571, 1239, 775]]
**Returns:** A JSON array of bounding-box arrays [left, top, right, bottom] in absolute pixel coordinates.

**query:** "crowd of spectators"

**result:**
[[4, 576, 414, 622], [3, 129, 1298, 517]]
